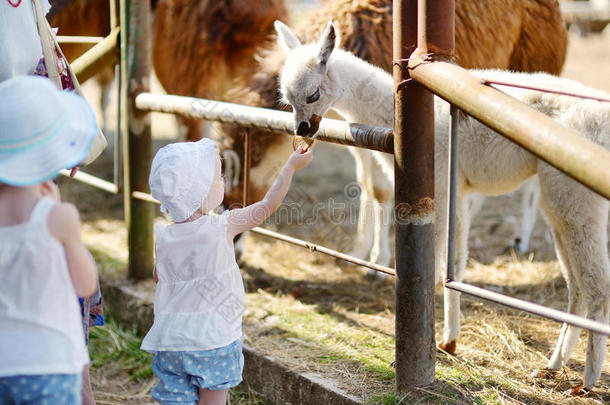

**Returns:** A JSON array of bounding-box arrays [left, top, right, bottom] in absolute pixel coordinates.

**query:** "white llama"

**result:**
[[469, 175, 540, 253], [275, 20, 610, 393]]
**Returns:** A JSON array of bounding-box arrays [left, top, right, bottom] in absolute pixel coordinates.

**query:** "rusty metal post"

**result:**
[[120, 0, 154, 280], [243, 131, 252, 206], [393, 0, 454, 390]]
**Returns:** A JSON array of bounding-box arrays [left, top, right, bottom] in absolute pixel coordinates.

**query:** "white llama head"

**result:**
[[275, 20, 339, 137]]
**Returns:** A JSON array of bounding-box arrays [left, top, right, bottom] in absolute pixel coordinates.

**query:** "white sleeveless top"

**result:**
[[0, 0, 51, 82], [0, 197, 89, 377], [141, 212, 245, 352]]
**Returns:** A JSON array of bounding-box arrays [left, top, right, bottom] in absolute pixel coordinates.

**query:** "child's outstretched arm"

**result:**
[[226, 147, 313, 239], [48, 203, 98, 297]]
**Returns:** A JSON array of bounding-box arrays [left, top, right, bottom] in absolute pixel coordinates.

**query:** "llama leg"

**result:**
[[369, 198, 393, 271], [583, 291, 610, 390], [98, 70, 114, 137], [369, 163, 394, 270], [545, 229, 586, 372], [347, 148, 375, 260], [550, 222, 609, 392], [538, 165, 610, 391], [440, 196, 471, 353], [349, 192, 375, 259], [513, 176, 540, 252], [465, 193, 485, 219], [577, 216, 610, 389]]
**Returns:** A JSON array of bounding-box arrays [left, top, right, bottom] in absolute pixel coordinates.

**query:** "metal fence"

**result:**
[[61, 0, 610, 394]]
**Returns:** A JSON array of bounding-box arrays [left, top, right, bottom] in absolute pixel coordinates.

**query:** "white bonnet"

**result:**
[[149, 138, 217, 222]]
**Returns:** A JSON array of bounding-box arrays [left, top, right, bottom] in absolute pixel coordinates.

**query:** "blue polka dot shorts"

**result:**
[[151, 337, 244, 405], [0, 373, 81, 405]]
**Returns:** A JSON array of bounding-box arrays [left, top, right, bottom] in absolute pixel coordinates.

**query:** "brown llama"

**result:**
[[216, 0, 567, 208], [50, 0, 117, 134], [152, 0, 287, 140]]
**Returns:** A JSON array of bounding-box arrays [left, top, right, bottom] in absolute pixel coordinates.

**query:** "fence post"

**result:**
[[120, 0, 154, 280], [393, 0, 454, 390]]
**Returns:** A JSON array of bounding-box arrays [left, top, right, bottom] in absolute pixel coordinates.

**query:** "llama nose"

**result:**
[[296, 121, 310, 136]]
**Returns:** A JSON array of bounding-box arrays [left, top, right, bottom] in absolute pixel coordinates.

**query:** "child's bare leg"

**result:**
[[198, 388, 228, 405], [81, 364, 96, 405]]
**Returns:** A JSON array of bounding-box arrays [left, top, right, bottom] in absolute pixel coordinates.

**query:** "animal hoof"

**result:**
[[531, 368, 558, 379], [438, 340, 457, 354], [570, 384, 590, 397]]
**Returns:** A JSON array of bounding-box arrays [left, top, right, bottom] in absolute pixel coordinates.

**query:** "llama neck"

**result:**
[[327, 50, 394, 127]]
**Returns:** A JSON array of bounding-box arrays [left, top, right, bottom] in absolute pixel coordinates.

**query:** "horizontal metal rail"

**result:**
[[481, 79, 610, 103], [57, 35, 104, 44], [135, 93, 394, 154], [72, 27, 120, 84], [445, 281, 610, 336], [130, 190, 395, 276], [251, 227, 396, 276], [407, 57, 610, 200], [59, 169, 118, 194], [132, 191, 158, 204]]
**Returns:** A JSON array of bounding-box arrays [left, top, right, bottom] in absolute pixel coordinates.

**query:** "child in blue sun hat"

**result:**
[[0, 75, 99, 405], [142, 138, 313, 405]]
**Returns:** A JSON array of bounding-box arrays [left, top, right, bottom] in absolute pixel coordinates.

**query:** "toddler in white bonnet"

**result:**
[[142, 138, 312, 405]]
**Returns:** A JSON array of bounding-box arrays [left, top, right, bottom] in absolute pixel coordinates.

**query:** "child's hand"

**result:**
[[288, 146, 313, 171]]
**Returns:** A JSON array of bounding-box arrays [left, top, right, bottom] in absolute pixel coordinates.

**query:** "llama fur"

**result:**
[[153, 0, 286, 140], [275, 20, 610, 392], [50, 0, 118, 136], [215, 0, 566, 249]]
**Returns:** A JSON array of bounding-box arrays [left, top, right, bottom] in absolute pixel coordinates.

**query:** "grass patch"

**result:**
[[89, 319, 153, 380], [246, 292, 396, 381], [230, 384, 267, 404]]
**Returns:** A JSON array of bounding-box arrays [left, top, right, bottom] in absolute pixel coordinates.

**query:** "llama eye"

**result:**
[[306, 88, 320, 104]]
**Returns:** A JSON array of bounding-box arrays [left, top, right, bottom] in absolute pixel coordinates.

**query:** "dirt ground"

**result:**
[[68, 25, 610, 405]]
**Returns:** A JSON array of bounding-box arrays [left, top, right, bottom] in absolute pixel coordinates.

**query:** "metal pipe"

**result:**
[[109, 0, 118, 30], [417, 0, 427, 53], [57, 36, 104, 44], [393, 0, 448, 390], [132, 191, 159, 204], [114, 66, 121, 192], [481, 79, 610, 103], [407, 58, 610, 200], [71, 27, 120, 84], [119, 0, 131, 244], [59, 169, 118, 194], [445, 281, 610, 336], [135, 93, 394, 154], [243, 131, 252, 206], [445, 105, 458, 281], [251, 227, 396, 277]]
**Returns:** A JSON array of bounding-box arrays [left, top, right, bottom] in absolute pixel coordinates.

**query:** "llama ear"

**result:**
[[275, 20, 301, 53], [317, 21, 338, 66]]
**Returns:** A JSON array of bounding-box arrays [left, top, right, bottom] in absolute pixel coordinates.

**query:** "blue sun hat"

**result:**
[[0, 76, 98, 186], [149, 138, 217, 222]]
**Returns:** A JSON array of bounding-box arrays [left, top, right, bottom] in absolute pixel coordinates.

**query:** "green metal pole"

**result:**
[[120, 0, 154, 280], [72, 27, 120, 84]]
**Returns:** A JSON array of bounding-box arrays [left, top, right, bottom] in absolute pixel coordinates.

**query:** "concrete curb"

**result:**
[[100, 277, 365, 405]]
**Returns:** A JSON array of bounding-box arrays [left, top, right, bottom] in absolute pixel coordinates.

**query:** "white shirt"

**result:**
[[0, 0, 51, 82], [0, 197, 89, 377], [141, 212, 245, 352]]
